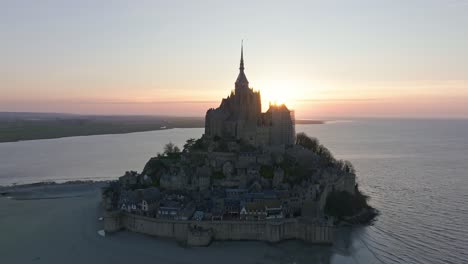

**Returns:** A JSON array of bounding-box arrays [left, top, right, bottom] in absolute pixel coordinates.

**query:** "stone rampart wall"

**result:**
[[104, 212, 334, 246]]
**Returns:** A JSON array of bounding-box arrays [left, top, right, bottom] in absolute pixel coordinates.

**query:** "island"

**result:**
[[102, 45, 375, 246]]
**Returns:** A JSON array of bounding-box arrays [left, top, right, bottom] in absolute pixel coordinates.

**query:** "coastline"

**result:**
[[0, 126, 181, 144], [0, 113, 204, 143], [0, 112, 325, 143], [0, 121, 326, 143], [0, 180, 109, 199]]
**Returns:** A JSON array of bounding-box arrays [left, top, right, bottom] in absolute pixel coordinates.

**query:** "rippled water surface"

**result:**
[[301, 119, 468, 264], [1, 119, 467, 263]]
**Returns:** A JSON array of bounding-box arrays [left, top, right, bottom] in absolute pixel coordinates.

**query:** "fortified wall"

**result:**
[[104, 211, 334, 246]]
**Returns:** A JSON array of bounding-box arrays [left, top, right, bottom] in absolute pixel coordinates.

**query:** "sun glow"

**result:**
[[256, 79, 303, 111]]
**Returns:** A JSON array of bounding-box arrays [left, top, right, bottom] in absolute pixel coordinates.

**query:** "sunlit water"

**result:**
[[1, 119, 467, 263]]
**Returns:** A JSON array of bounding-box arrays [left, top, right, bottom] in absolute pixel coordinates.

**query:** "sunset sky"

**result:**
[[1, 0, 468, 119]]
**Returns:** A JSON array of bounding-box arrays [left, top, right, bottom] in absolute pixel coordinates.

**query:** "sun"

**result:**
[[257, 80, 296, 111]]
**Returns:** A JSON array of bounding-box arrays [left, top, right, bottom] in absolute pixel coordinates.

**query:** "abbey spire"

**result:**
[[239, 40, 244, 71], [235, 41, 249, 90]]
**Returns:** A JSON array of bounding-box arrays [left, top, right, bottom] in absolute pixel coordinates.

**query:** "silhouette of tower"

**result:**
[[235, 40, 249, 92]]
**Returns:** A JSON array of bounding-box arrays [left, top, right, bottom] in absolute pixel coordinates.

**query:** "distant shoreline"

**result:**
[[0, 126, 176, 143], [0, 180, 109, 199], [0, 112, 324, 143], [0, 179, 106, 188], [295, 120, 326, 125]]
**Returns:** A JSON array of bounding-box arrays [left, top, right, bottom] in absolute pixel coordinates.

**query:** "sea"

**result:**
[[1, 118, 467, 264]]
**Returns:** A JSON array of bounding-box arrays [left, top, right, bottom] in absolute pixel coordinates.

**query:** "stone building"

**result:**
[[205, 44, 295, 147], [160, 166, 188, 190], [119, 171, 138, 187]]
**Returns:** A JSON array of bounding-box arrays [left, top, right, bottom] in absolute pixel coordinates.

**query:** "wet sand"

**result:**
[[0, 183, 377, 264]]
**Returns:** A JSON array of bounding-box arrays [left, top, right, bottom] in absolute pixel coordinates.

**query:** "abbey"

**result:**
[[204, 45, 295, 147]]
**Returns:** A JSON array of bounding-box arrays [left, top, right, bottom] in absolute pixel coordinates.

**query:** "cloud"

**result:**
[[296, 98, 380, 103], [97, 100, 219, 105]]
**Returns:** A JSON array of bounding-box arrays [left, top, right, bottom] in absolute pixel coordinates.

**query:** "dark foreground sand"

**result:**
[[0, 183, 377, 264]]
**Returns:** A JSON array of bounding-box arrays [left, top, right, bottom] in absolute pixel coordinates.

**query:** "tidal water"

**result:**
[[1, 119, 467, 263]]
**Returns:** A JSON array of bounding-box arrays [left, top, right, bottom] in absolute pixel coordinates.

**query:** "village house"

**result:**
[[119, 191, 138, 213], [240, 199, 284, 221], [225, 188, 247, 199], [265, 200, 283, 220], [224, 199, 241, 218], [194, 166, 211, 191], [157, 200, 182, 219], [177, 202, 196, 220], [138, 187, 161, 217], [211, 207, 224, 221], [240, 201, 267, 220]]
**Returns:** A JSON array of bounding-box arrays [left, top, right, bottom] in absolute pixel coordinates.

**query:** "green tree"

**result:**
[[163, 142, 180, 155]]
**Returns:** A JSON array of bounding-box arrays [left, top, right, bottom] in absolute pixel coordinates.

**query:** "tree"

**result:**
[[325, 184, 371, 219], [317, 145, 335, 166], [296, 132, 320, 153], [296, 132, 337, 166], [163, 142, 180, 155], [336, 160, 345, 171], [214, 140, 229, 152], [183, 138, 196, 152], [260, 165, 274, 179], [183, 138, 206, 152], [142, 157, 168, 177]]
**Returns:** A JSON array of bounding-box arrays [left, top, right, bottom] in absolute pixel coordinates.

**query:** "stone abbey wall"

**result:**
[[104, 211, 334, 246]]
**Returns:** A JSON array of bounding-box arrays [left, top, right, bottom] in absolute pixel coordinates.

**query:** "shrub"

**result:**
[[325, 184, 370, 219], [260, 165, 274, 179], [296, 132, 319, 153], [183, 138, 206, 152], [163, 142, 180, 155], [214, 141, 229, 152], [211, 171, 225, 180]]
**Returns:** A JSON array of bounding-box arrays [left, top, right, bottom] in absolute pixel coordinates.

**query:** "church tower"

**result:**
[[235, 41, 249, 92], [205, 43, 294, 147], [231, 42, 261, 122]]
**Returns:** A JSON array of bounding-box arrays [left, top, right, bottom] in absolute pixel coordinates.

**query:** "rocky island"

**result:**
[[102, 45, 375, 246]]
